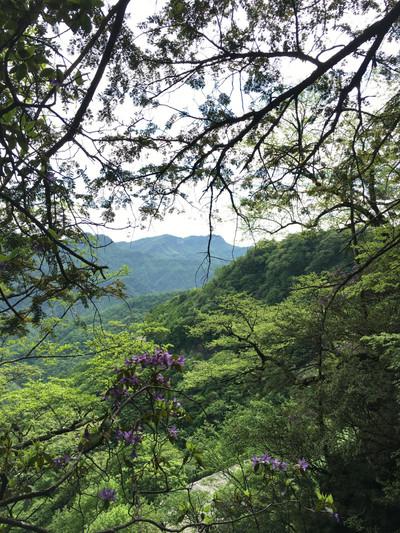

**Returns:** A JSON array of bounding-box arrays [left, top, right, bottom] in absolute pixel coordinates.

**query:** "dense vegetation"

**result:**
[[147, 230, 351, 351], [2, 228, 400, 531], [1, 0, 400, 531]]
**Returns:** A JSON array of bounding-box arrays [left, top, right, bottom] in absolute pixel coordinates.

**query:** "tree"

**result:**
[[0, 0, 130, 333], [2, 0, 400, 332], [103, 0, 400, 237], [2, 3, 400, 529], [178, 233, 400, 530]]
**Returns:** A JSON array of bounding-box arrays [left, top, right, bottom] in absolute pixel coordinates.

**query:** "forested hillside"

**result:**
[[1, 0, 400, 531], [3, 228, 400, 531], [146, 230, 352, 350]]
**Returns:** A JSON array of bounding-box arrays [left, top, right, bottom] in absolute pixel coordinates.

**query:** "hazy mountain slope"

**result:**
[[90, 234, 247, 295]]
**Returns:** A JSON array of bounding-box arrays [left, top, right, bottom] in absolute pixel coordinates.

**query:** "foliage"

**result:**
[[2, 0, 400, 333], [146, 229, 350, 352], [0, 0, 133, 333], [171, 229, 400, 531], [1, 228, 400, 530], [2, 0, 400, 530]]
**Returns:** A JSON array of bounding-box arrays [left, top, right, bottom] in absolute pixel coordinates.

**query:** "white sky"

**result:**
[[85, 0, 257, 246], [87, 191, 254, 246], [85, 0, 383, 246]]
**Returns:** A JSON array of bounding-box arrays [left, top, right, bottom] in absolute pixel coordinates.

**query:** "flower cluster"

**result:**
[[103, 349, 186, 458], [98, 487, 117, 502], [115, 429, 142, 446], [125, 349, 185, 370], [119, 375, 141, 387], [251, 453, 309, 473], [105, 350, 185, 403]]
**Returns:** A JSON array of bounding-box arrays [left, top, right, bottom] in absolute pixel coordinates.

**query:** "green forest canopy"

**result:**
[[1, 0, 400, 330], [1, 0, 400, 531]]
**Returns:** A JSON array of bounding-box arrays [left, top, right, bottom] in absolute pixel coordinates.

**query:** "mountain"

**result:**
[[90, 234, 248, 296], [145, 229, 353, 350]]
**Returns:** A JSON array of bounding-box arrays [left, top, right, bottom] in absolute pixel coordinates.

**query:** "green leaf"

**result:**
[[42, 67, 57, 79], [14, 63, 28, 81], [326, 494, 334, 506], [203, 515, 214, 525], [75, 70, 84, 86]]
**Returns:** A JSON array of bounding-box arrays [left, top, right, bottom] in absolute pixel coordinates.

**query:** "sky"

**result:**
[[87, 190, 254, 246], [84, 0, 381, 247], [84, 0, 258, 246]]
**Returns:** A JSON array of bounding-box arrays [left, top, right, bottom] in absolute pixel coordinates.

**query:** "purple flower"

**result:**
[[298, 458, 309, 471], [125, 350, 185, 371], [167, 425, 179, 440], [98, 488, 116, 502], [163, 352, 174, 367], [129, 353, 148, 366], [260, 453, 272, 464], [53, 454, 70, 468], [154, 393, 165, 402], [251, 453, 289, 471], [333, 512, 341, 523], [271, 458, 282, 470], [155, 373, 169, 385], [119, 375, 140, 387], [174, 355, 185, 368], [252, 453, 274, 468], [105, 386, 126, 401], [115, 429, 142, 446]]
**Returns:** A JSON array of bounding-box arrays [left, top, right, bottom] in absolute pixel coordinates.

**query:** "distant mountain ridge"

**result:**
[[91, 234, 248, 295]]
